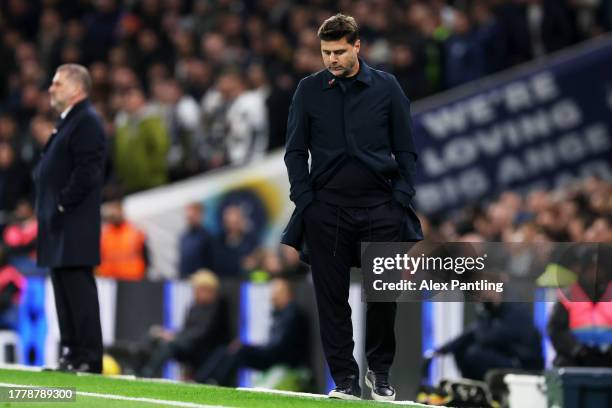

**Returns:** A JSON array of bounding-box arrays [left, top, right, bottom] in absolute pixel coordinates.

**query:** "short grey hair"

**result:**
[[57, 64, 92, 96]]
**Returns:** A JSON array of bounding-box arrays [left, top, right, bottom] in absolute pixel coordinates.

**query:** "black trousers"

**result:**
[[452, 343, 520, 381], [303, 199, 402, 384], [195, 345, 280, 385], [50, 266, 103, 367]]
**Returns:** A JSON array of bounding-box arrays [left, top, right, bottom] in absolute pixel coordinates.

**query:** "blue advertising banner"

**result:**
[[411, 36, 612, 216]]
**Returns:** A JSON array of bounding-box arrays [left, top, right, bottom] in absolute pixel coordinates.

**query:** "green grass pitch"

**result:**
[[0, 368, 434, 407]]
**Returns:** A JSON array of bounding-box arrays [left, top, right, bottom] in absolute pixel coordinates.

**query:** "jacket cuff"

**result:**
[[294, 190, 314, 212], [392, 189, 413, 208]]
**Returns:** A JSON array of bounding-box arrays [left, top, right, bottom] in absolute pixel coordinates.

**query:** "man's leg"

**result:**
[[205, 345, 277, 386], [361, 201, 403, 374], [195, 346, 229, 383], [50, 269, 77, 364], [303, 200, 359, 384], [140, 340, 177, 377], [455, 345, 519, 380], [56, 266, 103, 372], [365, 302, 397, 373]]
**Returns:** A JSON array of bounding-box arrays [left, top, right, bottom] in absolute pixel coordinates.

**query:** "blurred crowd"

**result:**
[[2, 0, 612, 218], [427, 177, 612, 245]]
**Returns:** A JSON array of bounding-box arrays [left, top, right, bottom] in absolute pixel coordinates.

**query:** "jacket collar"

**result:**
[[60, 98, 90, 123], [54, 98, 90, 131], [44, 99, 91, 153], [322, 58, 373, 90]]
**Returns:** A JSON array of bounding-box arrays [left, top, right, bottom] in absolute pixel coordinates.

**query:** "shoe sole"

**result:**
[[365, 373, 396, 402], [328, 390, 361, 400]]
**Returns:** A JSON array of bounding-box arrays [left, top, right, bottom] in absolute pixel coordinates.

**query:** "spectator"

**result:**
[[141, 269, 230, 378], [113, 86, 170, 193], [200, 70, 268, 168], [2, 199, 37, 259], [178, 202, 215, 279], [82, 0, 121, 63], [0, 114, 20, 152], [548, 246, 612, 367], [430, 295, 544, 381], [389, 41, 430, 100], [97, 199, 149, 281], [524, 0, 576, 58], [151, 79, 201, 180], [195, 278, 309, 386], [0, 143, 31, 228], [0, 244, 26, 330], [443, 10, 485, 88], [212, 205, 259, 278], [265, 72, 294, 151], [471, 0, 507, 74], [22, 114, 53, 171]]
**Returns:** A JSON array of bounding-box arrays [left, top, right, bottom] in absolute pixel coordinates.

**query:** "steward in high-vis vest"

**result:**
[[97, 200, 148, 281], [548, 253, 612, 367]]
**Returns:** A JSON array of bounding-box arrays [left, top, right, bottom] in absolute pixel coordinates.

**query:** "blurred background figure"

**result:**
[[0, 143, 31, 231], [97, 199, 149, 281], [140, 269, 230, 379], [428, 295, 544, 381], [200, 70, 268, 169], [178, 202, 215, 280], [195, 278, 309, 387], [548, 246, 612, 367], [151, 79, 201, 181], [2, 199, 37, 259], [0, 244, 26, 330], [212, 205, 259, 278], [113, 86, 169, 193]]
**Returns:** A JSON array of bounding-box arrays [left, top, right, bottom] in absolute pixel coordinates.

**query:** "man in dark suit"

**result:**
[[282, 14, 422, 401], [35, 64, 106, 373]]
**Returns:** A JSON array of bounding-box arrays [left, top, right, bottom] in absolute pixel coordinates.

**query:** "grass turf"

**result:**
[[0, 368, 430, 408]]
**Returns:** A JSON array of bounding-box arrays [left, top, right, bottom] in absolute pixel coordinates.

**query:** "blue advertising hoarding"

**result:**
[[412, 36, 612, 215]]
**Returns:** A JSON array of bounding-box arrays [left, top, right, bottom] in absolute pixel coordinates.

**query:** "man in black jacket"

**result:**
[[281, 14, 423, 401], [140, 269, 230, 378], [432, 301, 544, 381], [35, 64, 106, 373]]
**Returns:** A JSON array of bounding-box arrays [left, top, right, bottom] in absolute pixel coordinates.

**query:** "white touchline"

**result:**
[[0, 382, 227, 408], [236, 387, 436, 406], [236, 387, 327, 399]]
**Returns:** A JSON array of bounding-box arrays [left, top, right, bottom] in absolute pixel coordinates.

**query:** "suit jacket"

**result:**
[[281, 60, 423, 265], [34, 99, 106, 268]]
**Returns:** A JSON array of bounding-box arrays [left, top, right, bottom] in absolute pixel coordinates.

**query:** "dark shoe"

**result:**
[[58, 356, 74, 371], [73, 361, 102, 374], [43, 357, 77, 373], [328, 374, 361, 400], [365, 370, 396, 401]]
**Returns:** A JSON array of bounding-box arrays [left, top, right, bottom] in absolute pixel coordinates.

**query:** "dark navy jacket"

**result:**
[[178, 226, 215, 279], [281, 60, 423, 263], [34, 99, 106, 268]]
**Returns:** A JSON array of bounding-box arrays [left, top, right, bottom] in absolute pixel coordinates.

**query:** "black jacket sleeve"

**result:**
[[174, 303, 217, 350], [388, 75, 417, 207], [284, 80, 313, 211], [59, 114, 106, 210]]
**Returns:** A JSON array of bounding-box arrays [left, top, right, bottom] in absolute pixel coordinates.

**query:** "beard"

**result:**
[[328, 59, 356, 77], [50, 96, 66, 112]]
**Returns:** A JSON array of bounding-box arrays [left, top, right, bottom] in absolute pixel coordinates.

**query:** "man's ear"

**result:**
[[354, 39, 361, 53]]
